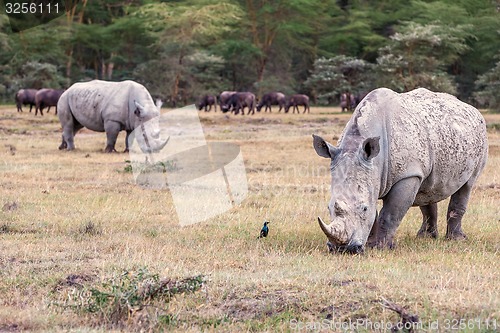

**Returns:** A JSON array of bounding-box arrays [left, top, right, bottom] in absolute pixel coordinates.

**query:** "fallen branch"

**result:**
[[380, 297, 419, 332]]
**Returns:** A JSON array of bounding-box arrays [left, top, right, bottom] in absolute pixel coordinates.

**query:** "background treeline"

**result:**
[[0, 0, 499, 110]]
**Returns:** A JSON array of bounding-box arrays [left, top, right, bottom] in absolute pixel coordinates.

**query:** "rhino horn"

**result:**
[[147, 135, 170, 153], [318, 216, 348, 245], [156, 135, 169, 150]]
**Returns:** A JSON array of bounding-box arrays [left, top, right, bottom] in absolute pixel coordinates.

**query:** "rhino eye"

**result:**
[[362, 206, 368, 212]]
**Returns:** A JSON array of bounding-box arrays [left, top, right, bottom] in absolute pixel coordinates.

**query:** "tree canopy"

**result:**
[[0, 0, 498, 109]]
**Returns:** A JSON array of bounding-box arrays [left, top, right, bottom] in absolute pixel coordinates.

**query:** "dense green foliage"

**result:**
[[0, 0, 498, 108]]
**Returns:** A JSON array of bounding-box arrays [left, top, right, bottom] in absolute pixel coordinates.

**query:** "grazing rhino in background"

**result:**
[[35, 89, 65, 116], [285, 94, 310, 114], [218, 91, 236, 111], [57, 80, 169, 153], [221, 92, 256, 115], [15, 89, 37, 113], [197, 95, 217, 112], [257, 92, 286, 112], [313, 87, 488, 254]]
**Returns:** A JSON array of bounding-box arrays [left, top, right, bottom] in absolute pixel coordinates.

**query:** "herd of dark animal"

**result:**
[[15, 86, 360, 117], [15, 88, 65, 116], [197, 91, 312, 115]]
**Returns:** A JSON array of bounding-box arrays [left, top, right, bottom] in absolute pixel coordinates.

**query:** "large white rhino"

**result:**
[[313, 88, 488, 253], [57, 80, 168, 153]]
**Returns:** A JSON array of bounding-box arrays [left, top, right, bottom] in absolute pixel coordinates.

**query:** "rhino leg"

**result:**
[[60, 113, 82, 150], [58, 135, 67, 150], [104, 120, 120, 153], [60, 123, 83, 150], [445, 181, 472, 240], [124, 130, 132, 153], [377, 177, 421, 249], [417, 203, 438, 238]]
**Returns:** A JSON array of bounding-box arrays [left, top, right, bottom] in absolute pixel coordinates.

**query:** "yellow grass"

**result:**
[[0, 105, 498, 332]]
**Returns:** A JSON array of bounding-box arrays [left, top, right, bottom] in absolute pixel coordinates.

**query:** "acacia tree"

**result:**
[[474, 58, 500, 112], [134, 1, 242, 104], [375, 22, 472, 94], [305, 55, 375, 104], [240, 0, 335, 95]]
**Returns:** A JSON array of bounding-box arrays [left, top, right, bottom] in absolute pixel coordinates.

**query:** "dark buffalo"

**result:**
[[221, 92, 256, 115], [341, 92, 361, 112], [257, 92, 286, 112], [218, 91, 236, 110], [35, 89, 65, 116], [196, 95, 217, 112], [285, 94, 310, 114], [15, 89, 37, 113]]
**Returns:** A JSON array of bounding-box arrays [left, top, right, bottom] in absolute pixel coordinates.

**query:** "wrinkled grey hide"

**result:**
[[313, 88, 488, 253], [57, 80, 168, 153]]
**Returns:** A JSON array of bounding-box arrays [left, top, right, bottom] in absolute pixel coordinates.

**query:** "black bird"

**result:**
[[258, 221, 270, 239]]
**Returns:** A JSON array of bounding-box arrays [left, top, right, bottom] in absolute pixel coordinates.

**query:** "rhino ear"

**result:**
[[134, 100, 145, 116], [313, 134, 339, 159], [361, 136, 380, 161]]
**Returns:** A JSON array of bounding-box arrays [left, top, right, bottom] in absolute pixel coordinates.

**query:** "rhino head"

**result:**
[[133, 100, 169, 152], [313, 134, 381, 254]]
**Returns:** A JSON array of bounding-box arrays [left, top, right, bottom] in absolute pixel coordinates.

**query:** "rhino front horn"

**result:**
[[318, 216, 346, 245], [318, 216, 332, 238]]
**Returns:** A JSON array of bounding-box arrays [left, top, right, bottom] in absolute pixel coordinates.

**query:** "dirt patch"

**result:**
[[0, 323, 20, 332], [219, 290, 304, 321], [2, 201, 18, 212], [54, 273, 97, 291], [243, 118, 283, 125], [328, 279, 355, 287], [487, 145, 500, 155], [477, 183, 500, 190]]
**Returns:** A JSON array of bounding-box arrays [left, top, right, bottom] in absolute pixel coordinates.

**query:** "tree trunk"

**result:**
[[107, 53, 115, 80], [172, 73, 180, 107], [65, 0, 87, 81], [107, 62, 114, 80], [256, 56, 267, 96]]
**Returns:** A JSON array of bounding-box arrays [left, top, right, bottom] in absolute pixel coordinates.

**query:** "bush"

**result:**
[[474, 59, 500, 112], [54, 267, 205, 329]]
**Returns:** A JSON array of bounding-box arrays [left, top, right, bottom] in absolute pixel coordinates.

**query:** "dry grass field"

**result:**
[[0, 105, 498, 332]]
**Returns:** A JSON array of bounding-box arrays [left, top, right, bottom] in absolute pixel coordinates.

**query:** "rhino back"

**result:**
[[343, 88, 487, 204], [65, 80, 147, 132]]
